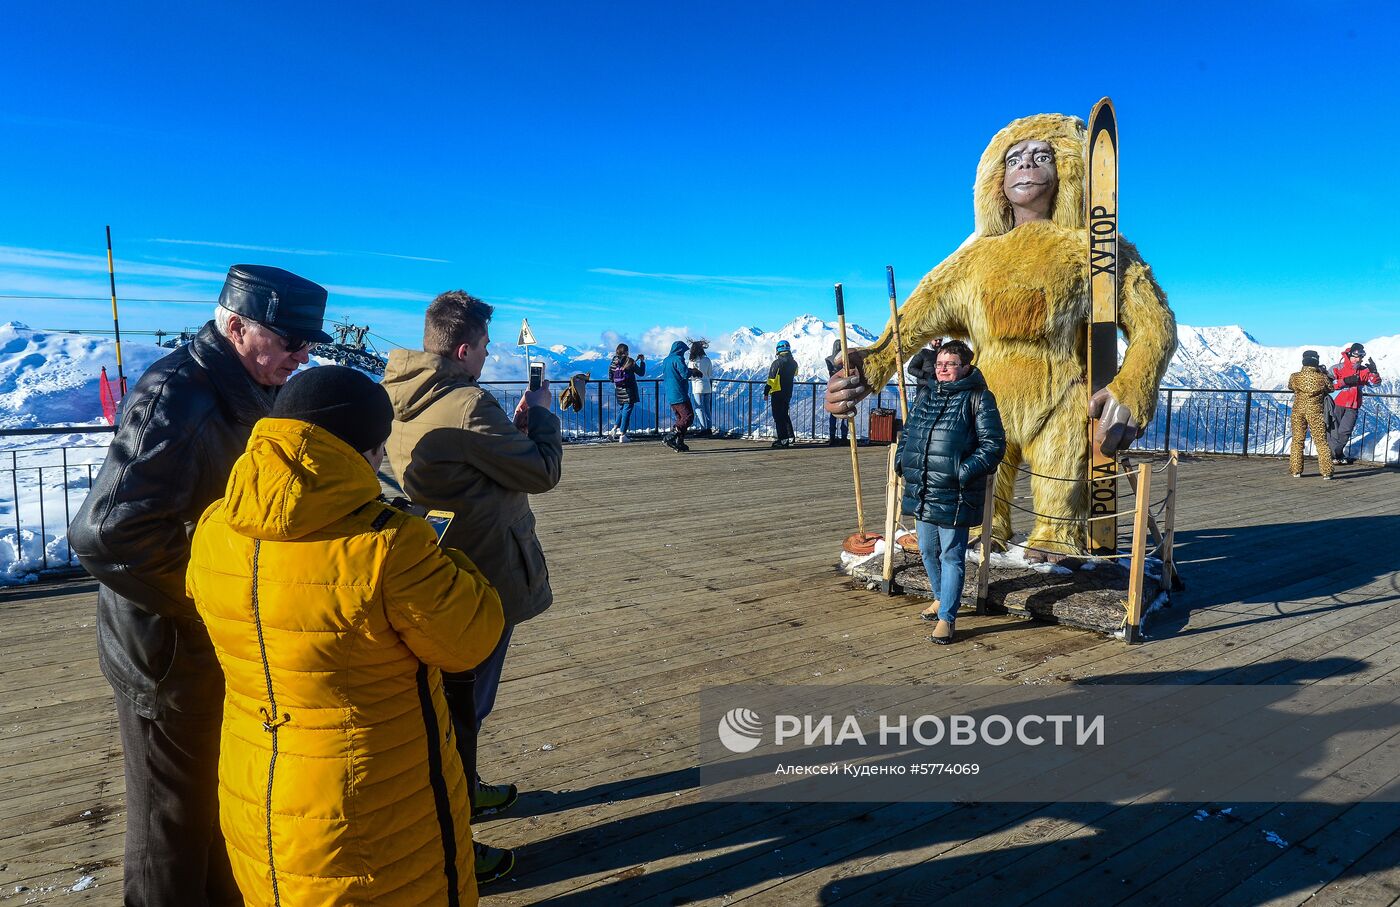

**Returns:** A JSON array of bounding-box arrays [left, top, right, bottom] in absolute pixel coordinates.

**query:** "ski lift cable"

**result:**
[[367, 331, 408, 350]]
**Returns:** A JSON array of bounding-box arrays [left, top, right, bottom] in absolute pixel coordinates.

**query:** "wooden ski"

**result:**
[[1086, 97, 1119, 556], [880, 266, 910, 594]]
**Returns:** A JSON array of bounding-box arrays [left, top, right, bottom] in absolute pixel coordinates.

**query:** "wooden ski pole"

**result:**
[[880, 267, 911, 592], [887, 266, 910, 422], [835, 283, 869, 539]]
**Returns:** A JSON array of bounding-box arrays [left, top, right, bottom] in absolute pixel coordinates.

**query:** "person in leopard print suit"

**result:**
[[1287, 350, 1335, 479]]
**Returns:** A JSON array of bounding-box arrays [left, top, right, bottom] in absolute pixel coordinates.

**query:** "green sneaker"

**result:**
[[471, 780, 519, 819], [473, 841, 515, 886]]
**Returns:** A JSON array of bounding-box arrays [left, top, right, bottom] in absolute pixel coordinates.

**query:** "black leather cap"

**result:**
[[1302, 350, 1320, 367], [217, 264, 333, 343]]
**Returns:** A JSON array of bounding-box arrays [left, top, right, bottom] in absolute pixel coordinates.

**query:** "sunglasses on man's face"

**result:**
[[259, 322, 312, 353]]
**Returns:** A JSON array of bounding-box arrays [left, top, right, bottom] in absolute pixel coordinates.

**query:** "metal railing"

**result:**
[[482, 378, 885, 440], [1, 443, 109, 578], [1135, 388, 1399, 466], [2, 384, 1395, 582]]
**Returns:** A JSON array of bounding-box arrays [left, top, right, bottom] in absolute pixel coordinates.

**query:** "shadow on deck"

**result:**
[[2, 443, 1398, 904]]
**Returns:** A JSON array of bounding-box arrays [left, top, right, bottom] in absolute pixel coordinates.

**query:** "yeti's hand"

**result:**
[[823, 349, 873, 417], [1089, 388, 1141, 457]]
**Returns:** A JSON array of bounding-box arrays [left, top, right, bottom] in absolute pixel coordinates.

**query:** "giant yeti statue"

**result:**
[[828, 113, 1177, 559]]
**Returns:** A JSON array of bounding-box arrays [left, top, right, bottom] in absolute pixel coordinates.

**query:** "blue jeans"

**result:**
[[915, 521, 969, 623], [444, 623, 514, 793], [614, 402, 635, 433], [472, 624, 514, 724], [692, 392, 714, 431]]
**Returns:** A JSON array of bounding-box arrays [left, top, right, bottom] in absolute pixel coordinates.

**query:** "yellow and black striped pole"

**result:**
[[105, 226, 127, 401]]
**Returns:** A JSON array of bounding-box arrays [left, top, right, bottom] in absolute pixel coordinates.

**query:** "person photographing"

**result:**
[[1329, 342, 1383, 464]]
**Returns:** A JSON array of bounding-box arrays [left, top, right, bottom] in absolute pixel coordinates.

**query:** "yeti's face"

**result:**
[[1002, 139, 1058, 217]]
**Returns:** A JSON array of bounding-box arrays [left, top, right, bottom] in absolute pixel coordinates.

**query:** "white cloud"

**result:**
[[0, 244, 431, 305], [639, 324, 695, 358], [589, 267, 824, 289], [322, 284, 430, 302], [0, 246, 225, 282], [149, 238, 450, 263]]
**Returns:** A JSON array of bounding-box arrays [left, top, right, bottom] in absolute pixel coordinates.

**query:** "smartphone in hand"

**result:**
[[529, 360, 545, 391]]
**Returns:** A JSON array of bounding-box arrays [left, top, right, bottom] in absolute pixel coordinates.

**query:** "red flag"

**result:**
[[99, 366, 117, 425]]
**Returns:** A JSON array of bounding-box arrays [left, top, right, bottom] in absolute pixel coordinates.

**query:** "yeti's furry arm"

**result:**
[[860, 250, 973, 388], [1107, 238, 1177, 428]]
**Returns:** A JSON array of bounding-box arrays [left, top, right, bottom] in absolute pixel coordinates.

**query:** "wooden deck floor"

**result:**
[[3, 440, 1400, 905]]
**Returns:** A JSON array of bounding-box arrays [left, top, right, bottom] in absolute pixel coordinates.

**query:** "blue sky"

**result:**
[[2, 1, 1396, 353]]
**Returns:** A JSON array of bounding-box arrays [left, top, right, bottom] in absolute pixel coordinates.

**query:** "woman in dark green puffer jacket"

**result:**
[[896, 340, 1006, 644]]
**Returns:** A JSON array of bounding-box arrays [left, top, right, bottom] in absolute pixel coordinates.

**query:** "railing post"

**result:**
[[597, 379, 604, 435], [653, 380, 661, 435], [37, 466, 47, 571], [11, 452, 20, 556], [747, 382, 754, 437], [810, 382, 816, 439], [1241, 390, 1253, 455], [1162, 389, 1173, 450], [62, 447, 72, 565]]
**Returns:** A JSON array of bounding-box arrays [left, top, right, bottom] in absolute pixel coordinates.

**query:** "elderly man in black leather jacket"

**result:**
[[69, 265, 330, 907]]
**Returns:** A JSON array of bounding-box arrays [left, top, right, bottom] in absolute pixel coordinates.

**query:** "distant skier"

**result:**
[[1328, 342, 1383, 464], [661, 340, 694, 452], [763, 339, 799, 448], [824, 340, 849, 446], [1287, 350, 1334, 479]]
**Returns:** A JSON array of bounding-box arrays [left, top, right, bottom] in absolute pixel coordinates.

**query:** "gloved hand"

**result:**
[[1366, 358, 1381, 378], [1089, 388, 1142, 457], [1343, 374, 1360, 387]]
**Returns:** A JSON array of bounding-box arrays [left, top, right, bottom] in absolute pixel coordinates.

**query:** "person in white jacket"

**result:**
[[688, 340, 715, 436]]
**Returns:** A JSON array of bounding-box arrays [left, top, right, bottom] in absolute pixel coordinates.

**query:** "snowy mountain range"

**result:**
[[2, 317, 1395, 582], [1, 318, 1395, 431]]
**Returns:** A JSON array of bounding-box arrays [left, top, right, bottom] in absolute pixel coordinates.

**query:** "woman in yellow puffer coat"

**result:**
[[187, 366, 504, 907]]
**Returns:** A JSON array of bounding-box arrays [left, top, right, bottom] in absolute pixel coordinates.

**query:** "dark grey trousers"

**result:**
[[114, 693, 241, 906], [1327, 405, 1360, 461]]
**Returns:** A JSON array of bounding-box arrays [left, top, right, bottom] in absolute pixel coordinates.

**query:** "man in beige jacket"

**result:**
[[382, 290, 563, 884]]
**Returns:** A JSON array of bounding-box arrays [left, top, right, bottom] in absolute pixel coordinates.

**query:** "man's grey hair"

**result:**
[[214, 304, 235, 338]]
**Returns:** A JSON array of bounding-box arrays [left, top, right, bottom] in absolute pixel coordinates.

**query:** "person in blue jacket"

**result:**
[[661, 340, 694, 452], [896, 340, 1005, 645]]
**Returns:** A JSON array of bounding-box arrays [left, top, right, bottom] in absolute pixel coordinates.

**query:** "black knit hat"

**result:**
[[1347, 342, 1366, 357], [272, 365, 393, 453], [1302, 350, 1320, 367]]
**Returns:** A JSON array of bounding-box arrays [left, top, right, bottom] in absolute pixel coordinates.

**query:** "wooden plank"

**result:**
[[2, 444, 1398, 906]]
